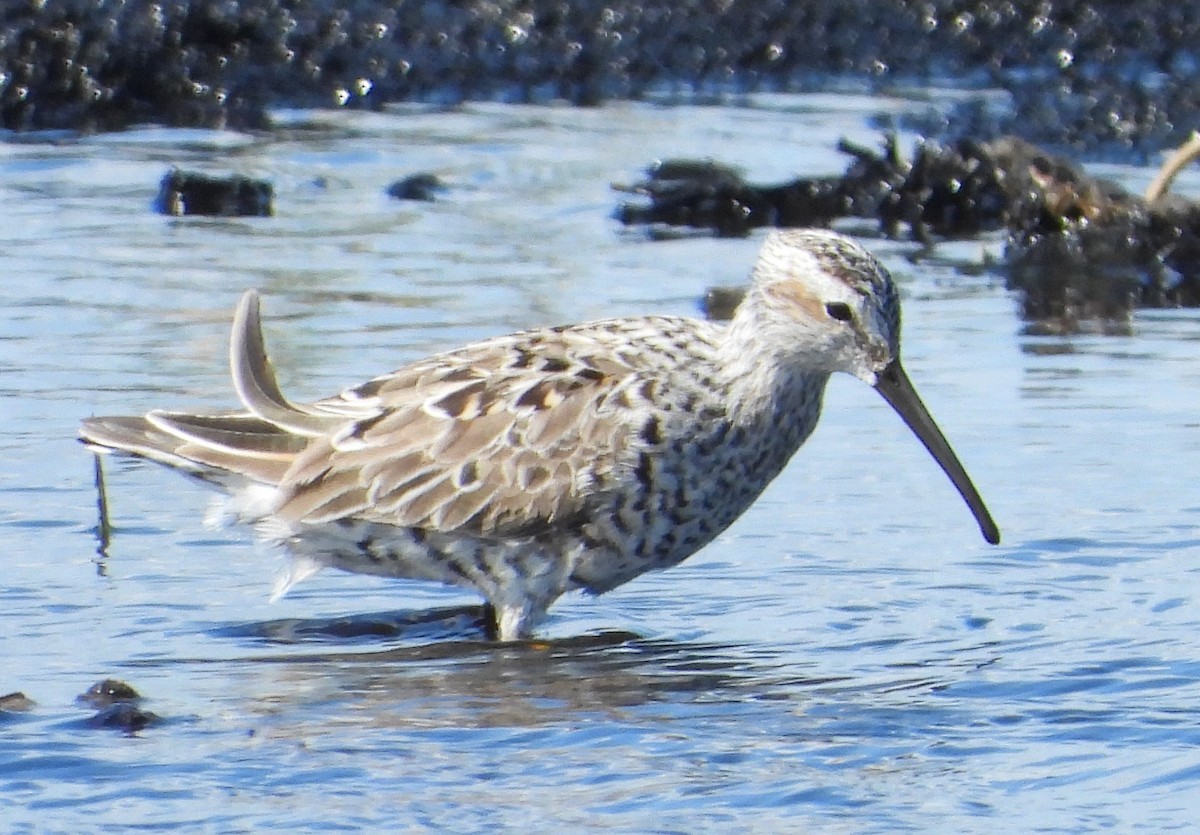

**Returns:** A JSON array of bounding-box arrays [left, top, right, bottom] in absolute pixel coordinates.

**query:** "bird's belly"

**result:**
[[271, 517, 575, 603], [275, 519, 477, 584]]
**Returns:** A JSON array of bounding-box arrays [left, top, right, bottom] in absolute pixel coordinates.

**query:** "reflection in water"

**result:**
[[199, 610, 850, 728], [1020, 339, 1080, 357], [216, 603, 499, 644]]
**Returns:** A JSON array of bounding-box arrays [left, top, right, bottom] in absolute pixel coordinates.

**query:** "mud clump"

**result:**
[[387, 173, 447, 202], [155, 169, 274, 217], [2, 0, 1200, 157], [628, 134, 1200, 333], [78, 678, 162, 733], [0, 691, 36, 713]]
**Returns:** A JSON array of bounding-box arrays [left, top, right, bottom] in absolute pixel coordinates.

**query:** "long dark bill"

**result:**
[[874, 360, 1001, 545]]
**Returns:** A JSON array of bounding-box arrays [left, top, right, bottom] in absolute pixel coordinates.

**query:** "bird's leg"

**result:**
[[481, 603, 499, 641], [486, 593, 555, 642]]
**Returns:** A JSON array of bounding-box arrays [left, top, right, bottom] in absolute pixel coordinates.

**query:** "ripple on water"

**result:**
[[0, 100, 1198, 832]]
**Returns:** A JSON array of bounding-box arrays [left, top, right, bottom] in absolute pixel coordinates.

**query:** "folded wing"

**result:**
[[275, 327, 641, 537], [82, 290, 646, 537]]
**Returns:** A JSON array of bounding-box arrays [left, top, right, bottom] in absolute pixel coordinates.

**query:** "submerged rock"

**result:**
[[0, 680, 161, 732]]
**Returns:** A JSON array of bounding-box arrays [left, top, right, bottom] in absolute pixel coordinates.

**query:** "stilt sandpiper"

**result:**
[[81, 229, 999, 640]]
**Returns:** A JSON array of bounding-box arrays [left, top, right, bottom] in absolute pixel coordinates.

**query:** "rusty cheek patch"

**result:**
[[764, 279, 828, 322]]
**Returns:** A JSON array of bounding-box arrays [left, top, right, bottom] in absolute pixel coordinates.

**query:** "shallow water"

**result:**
[[1, 94, 1199, 832]]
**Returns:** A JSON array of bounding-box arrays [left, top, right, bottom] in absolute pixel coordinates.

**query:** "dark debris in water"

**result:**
[[77, 677, 143, 708], [217, 604, 494, 644], [1, 679, 161, 733], [77, 678, 161, 733], [84, 701, 162, 733], [0, 691, 36, 712], [616, 136, 908, 238], [2, 1, 1200, 157], [701, 286, 747, 322], [623, 134, 1200, 334], [154, 169, 274, 217], [386, 173, 448, 202], [616, 156, 854, 238]]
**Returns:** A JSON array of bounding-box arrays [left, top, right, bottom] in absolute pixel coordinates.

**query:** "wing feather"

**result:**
[[429, 409, 513, 459], [273, 332, 641, 537], [278, 466, 371, 523], [230, 290, 378, 436]]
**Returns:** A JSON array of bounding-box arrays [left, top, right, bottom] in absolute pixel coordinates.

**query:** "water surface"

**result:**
[[1, 96, 1199, 832]]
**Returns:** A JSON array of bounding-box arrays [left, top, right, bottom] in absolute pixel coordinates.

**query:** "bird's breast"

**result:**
[[569, 372, 827, 592]]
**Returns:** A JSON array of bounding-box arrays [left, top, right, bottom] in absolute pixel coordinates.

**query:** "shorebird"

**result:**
[[80, 229, 999, 641]]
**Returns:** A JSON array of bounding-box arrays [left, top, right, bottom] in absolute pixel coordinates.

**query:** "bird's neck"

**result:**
[[718, 294, 830, 435]]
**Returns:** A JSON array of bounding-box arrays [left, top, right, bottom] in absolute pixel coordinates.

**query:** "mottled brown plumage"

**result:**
[[80, 229, 999, 640]]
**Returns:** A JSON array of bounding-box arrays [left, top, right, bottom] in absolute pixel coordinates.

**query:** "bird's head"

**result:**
[[740, 229, 1000, 545], [747, 228, 900, 385]]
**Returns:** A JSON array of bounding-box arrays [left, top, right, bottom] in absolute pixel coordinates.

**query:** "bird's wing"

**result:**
[[272, 325, 652, 537], [84, 290, 699, 536]]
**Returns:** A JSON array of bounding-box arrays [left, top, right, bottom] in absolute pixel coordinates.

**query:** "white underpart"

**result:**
[[200, 483, 326, 602], [269, 554, 326, 601], [203, 482, 282, 528]]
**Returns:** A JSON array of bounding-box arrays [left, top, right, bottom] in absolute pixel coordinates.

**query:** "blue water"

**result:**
[[1, 96, 1199, 832]]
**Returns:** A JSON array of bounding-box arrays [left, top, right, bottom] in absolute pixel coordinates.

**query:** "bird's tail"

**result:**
[[79, 410, 304, 488], [77, 289, 346, 489]]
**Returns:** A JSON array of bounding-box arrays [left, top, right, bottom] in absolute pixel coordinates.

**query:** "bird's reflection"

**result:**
[[215, 603, 498, 645], [198, 606, 847, 728]]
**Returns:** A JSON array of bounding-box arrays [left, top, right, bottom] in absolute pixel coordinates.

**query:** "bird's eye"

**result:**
[[825, 302, 854, 322]]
